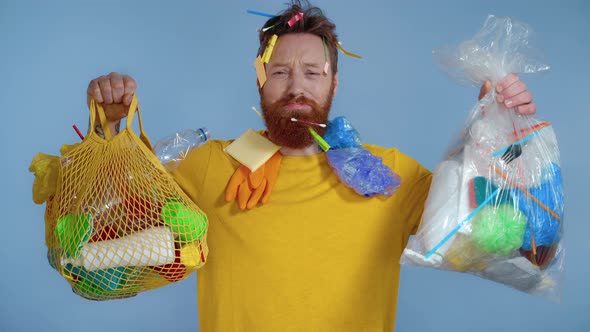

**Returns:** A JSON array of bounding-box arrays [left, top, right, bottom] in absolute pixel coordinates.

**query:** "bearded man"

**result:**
[[85, 2, 537, 331]]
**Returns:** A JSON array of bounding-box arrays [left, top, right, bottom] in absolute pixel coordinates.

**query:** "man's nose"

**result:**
[[286, 72, 305, 97]]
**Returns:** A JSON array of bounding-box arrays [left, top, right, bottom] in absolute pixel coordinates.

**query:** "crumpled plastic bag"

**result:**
[[29, 144, 79, 204], [324, 116, 401, 197]]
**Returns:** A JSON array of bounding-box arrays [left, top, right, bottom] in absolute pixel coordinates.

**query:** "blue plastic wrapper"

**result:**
[[519, 162, 563, 250], [326, 148, 401, 197], [323, 116, 362, 149]]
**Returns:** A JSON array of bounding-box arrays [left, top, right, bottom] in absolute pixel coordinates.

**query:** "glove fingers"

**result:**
[[227, 150, 282, 209], [265, 152, 282, 183], [225, 165, 249, 202], [247, 178, 267, 209], [249, 165, 265, 188], [237, 182, 252, 210]]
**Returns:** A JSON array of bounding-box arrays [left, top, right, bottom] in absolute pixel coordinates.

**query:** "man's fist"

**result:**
[[479, 73, 536, 116], [87, 72, 137, 123]]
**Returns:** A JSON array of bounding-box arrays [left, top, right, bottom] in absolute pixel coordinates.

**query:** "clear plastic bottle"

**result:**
[[153, 128, 211, 171]]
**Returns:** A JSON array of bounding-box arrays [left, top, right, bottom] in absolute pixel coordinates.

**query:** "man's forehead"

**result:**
[[271, 61, 322, 68]]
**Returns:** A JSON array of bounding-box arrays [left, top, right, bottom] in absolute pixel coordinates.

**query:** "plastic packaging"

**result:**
[[327, 148, 401, 197], [153, 128, 210, 171], [400, 15, 563, 300], [324, 116, 401, 197], [323, 116, 362, 149]]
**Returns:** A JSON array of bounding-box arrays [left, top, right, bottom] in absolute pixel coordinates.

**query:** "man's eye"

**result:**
[[306, 72, 320, 76], [272, 71, 287, 76]]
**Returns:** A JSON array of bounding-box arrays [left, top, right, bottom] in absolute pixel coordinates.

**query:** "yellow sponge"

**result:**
[[224, 129, 280, 172]]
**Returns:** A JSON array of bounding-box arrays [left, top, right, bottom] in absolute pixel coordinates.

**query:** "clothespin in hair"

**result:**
[[262, 34, 278, 64], [287, 12, 304, 27], [322, 36, 329, 75], [254, 55, 267, 87]]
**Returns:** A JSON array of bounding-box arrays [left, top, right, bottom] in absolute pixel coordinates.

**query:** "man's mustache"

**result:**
[[279, 95, 316, 107], [274, 96, 324, 119]]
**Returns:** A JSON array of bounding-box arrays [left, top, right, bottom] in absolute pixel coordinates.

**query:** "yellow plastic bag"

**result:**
[[43, 95, 208, 300]]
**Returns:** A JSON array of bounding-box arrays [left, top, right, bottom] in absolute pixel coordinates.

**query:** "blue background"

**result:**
[[1, 0, 588, 331]]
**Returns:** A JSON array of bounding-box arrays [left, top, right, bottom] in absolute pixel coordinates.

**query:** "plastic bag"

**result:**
[[324, 116, 401, 197], [38, 95, 209, 300], [401, 15, 563, 300]]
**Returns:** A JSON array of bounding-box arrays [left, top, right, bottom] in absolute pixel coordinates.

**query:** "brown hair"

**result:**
[[257, 1, 339, 74]]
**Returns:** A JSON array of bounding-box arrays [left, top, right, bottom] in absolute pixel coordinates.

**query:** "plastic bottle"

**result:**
[[153, 128, 211, 171]]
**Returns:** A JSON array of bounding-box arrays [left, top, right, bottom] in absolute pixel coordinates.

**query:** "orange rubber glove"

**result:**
[[225, 151, 282, 210]]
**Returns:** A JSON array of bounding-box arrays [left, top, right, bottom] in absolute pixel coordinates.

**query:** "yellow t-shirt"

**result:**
[[172, 139, 432, 332]]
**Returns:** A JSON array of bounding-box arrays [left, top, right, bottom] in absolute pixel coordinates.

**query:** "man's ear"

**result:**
[[333, 73, 339, 96]]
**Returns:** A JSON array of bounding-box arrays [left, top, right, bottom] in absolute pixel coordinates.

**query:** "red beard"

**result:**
[[261, 90, 334, 149]]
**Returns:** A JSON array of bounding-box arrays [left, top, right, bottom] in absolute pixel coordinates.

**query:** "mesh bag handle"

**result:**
[[89, 95, 153, 150]]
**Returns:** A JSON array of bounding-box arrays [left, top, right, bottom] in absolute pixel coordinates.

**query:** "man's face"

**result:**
[[260, 33, 338, 149]]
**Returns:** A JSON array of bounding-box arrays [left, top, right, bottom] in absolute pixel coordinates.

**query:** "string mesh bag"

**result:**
[[400, 15, 564, 301], [44, 95, 208, 300]]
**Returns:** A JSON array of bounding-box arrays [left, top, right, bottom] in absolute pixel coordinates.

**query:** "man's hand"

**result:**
[[87, 73, 137, 135], [479, 73, 536, 115]]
